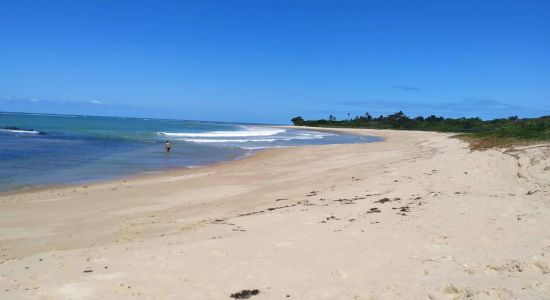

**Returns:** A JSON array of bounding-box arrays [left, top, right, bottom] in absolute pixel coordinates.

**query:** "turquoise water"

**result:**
[[0, 112, 381, 192]]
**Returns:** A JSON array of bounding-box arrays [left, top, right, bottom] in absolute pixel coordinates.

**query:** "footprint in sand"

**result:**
[[444, 284, 459, 295], [485, 260, 524, 273], [533, 261, 550, 274], [479, 287, 514, 299]]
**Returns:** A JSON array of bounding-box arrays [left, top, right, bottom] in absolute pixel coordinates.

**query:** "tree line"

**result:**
[[291, 111, 550, 141]]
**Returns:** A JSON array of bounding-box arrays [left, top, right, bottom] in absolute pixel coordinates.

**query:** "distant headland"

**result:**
[[292, 112, 550, 149]]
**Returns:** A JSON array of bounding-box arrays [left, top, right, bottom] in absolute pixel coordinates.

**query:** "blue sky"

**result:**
[[0, 0, 549, 123]]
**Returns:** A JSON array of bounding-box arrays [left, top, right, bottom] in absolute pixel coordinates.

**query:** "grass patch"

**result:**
[[453, 134, 543, 151]]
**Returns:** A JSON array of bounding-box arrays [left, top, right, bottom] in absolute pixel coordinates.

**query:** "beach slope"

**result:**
[[1, 128, 549, 299]]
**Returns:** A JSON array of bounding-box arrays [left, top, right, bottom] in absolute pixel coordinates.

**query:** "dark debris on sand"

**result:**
[[320, 215, 341, 223], [392, 206, 410, 213], [374, 197, 401, 204], [375, 197, 391, 204], [230, 289, 260, 299], [392, 206, 411, 215]]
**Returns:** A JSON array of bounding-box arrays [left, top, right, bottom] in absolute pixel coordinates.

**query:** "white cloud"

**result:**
[[90, 100, 103, 105]]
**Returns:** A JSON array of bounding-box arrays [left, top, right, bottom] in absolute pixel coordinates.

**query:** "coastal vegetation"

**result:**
[[291, 112, 550, 149]]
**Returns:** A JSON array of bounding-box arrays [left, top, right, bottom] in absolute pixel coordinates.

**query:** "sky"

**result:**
[[0, 0, 549, 124]]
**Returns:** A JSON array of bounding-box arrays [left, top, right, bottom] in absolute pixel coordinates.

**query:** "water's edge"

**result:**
[[0, 127, 383, 196]]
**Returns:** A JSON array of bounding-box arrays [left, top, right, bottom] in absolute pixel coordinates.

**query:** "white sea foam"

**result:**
[[242, 145, 291, 150], [181, 138, 277, 143], [291, 133, 331, 139], [0, 129, 40, 134], [157, 127, 335, 147], [158, 126, 285, 138]]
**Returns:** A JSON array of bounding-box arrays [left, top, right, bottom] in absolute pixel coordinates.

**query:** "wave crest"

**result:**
[[0, 129, 40, 134], [180, 138, 277, 143], [158, 127, 285, 138]]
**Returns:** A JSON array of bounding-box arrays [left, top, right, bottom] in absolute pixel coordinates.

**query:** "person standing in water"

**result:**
[[165, 141, 171, 153]]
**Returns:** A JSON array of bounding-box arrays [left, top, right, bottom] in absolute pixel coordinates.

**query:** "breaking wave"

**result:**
[[158, 127, 285, 138], [0, 128, 40, 134], [157, 126, 338, 147], [180, 138, 278, 143]]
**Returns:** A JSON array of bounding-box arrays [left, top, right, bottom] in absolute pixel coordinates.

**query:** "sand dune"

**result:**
[[1, 128, 549, 299]]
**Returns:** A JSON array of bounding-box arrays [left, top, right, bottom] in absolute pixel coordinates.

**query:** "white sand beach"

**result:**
[[1, 128, 549, 299]]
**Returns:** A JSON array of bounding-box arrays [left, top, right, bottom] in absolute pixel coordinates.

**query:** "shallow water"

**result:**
[[0, 112, 381, 192]]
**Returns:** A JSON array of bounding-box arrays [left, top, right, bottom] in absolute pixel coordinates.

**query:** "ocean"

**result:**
[[0, 112, 381, 192]]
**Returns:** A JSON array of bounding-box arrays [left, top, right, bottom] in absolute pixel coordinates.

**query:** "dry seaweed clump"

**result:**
[[230, 289, 260, 299]]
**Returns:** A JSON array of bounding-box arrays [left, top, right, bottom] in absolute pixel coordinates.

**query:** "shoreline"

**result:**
[[0, 126, 383, 197], [1, 128, 549, 299]]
